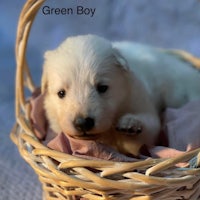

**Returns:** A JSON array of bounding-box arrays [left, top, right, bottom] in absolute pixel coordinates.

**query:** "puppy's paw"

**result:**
[[116, 114, 143, 135]]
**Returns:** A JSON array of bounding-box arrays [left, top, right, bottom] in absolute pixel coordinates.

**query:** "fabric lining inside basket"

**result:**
[[30, 88, 200, 164]]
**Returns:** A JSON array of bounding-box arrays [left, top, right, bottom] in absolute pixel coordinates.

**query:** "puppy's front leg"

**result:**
[[116, 114, 143, 134], [116, 112, 160, 147]]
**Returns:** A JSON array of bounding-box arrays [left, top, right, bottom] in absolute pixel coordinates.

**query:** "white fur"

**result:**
[[42, 34, 200, 156], [113, 42, 200, 110]]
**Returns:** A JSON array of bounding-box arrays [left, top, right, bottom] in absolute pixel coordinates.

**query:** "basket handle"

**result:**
[[15, 0, 45, 118]]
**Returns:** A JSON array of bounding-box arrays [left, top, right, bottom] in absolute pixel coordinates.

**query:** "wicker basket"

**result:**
[[10, 0, 200, 199]]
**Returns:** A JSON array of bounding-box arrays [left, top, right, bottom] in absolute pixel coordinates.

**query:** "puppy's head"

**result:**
[[42, 35, 131, 139]]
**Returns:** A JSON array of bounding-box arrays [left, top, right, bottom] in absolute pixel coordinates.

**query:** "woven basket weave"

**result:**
[[10, 0, 200, 199]]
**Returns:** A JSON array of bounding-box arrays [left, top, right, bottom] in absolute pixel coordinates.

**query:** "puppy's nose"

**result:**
[[73, 116, 95, 132]]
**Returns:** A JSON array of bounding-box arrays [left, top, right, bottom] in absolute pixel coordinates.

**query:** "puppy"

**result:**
[[41, 34, 200, 156]]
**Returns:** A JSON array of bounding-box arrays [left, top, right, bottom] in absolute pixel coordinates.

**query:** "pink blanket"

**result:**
[[30, 89, 200, 161]]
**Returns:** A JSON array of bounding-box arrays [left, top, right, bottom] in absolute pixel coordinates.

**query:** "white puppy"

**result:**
[[42, 34, 200, 156]]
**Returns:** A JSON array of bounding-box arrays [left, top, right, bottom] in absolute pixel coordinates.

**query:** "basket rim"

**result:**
[[15, 0, 45, 118]]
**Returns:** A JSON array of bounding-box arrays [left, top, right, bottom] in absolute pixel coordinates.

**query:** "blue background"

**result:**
[[0, 0, 200, 199]]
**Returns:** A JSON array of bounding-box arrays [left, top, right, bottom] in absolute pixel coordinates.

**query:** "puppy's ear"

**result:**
[[41, 68, 48, 94], [41, 51, 51, 94], [113, 48, 130, 71]]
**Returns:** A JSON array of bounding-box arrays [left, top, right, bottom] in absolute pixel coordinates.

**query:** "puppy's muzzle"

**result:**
[[73, 116, 95, 132]]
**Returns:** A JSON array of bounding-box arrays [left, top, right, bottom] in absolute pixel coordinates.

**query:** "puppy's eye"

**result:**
[[57, 89, 66, 99], [96, 84, 109, 94]]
